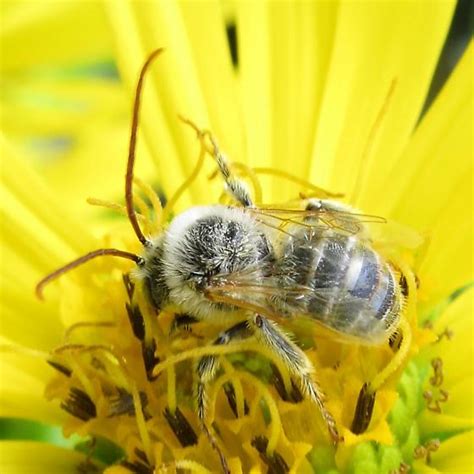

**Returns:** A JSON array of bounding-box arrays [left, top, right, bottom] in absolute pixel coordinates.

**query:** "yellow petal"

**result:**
[[0, 351, 64, 425], [236, 1, 272, 173], [380, 42, 473, 224], [309, 1, 455, 204], [0, 441, 93, 473], [178, 0, 245, 164], [2, 137, 95, 255], [107, 0, 225, 210], [269, 2, 339, 200], [417, 170, 472, 304], [430, 431, 474, 473], [1, 1, 112, 72]]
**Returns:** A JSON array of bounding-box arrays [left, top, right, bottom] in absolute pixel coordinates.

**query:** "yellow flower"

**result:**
[[1, 1, 472, 473]]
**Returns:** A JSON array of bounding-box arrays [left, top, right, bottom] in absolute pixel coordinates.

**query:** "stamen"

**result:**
[[166, 365, 177, 414], [423, 357, 449, 413], [423, 388, 449, 413], [252, 167, 343, 199], [174, 460, 212, 474], [121, 457, 153, 474], [131, 381, 152, 464], [47, 360, 72, 377], [414, 439, 440, 464], [389, 462, 411, 474], [123, 273, 135, 300], [208, 370, 282, 455], [86, 197, 147, 226], [141, 339, 159, 381], [108, 387, 148, 418], [163, 407, 198, 447], [429, 358, 444, 387], [68, 357, 97, 401], [133, 193, 154, 236], [351, 78, 397, 205], [223, 383, 249, 417], [61, 387, 96, 421], [134, 177, 163, 234], [77, 460, 101, 474], [163, 117, 210, 222], [64, 321, 116, 341], [220, 358, 247, 418], [126, 303, 146, 341], [436, 327, 453, 342], [271, 364, 303, 403], [351, 383, 376, 434], [251, 436, 289, 474]]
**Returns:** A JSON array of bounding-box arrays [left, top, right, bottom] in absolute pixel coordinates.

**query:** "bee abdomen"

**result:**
[[278, 232, 400, 341]]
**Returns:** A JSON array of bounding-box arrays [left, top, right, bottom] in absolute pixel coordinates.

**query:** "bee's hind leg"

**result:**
[[248, 314, 342, 444]]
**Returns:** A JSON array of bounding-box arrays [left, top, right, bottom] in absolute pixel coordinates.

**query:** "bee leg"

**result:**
[[209, 137, 254, 208], [196, 320, 251, 421], [196, 320, 251, 474], [249, 314, 342, 444]]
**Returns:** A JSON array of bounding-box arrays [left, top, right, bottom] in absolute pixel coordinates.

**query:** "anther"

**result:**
[[251, 436, 289, 474], [351, 383, 376, 434], [414, 439, 440, 464], [61, 387, 96, 421], [423, 389, 449, 413], [77, 460, 101, 474], [271, 364, 303, 403], [389, 331, 403, 351], [126, 303, 146, 341], [47, 360, 72, 377], [108, 387, 149, 418], [121, 454, 154, 474], [223, 383, 249, 417], [163, 407, 198, 447], [141, 339, 159, 381], [123, 273, 135, 300], [429, 358, 444, 387], [436, 328, 453, 342], [389, 462, 411, 474]]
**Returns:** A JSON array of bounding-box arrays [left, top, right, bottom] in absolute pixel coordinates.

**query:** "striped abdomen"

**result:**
[[275, 230, 401, 344]]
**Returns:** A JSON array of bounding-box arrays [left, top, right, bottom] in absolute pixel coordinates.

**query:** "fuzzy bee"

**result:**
[[37, 49, 414, 469]]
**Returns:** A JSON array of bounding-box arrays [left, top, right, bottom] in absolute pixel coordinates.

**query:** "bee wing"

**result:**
[[204, 276, 383, 344], [247, 202, 386, 236]]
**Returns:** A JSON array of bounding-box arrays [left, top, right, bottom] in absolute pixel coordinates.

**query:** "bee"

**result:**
[[37, 49, 413, 466]]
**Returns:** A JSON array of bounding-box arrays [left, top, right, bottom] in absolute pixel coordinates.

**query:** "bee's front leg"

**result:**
[[248, 314, 342, 444]]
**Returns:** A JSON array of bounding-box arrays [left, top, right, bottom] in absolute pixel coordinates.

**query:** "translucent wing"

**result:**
[[247, 199, 387, 236]]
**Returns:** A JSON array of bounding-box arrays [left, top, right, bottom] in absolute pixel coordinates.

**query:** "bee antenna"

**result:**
[[126, 48, 165, 247], [35, 249, 144, 300]]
